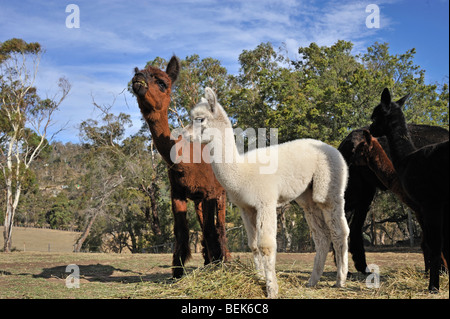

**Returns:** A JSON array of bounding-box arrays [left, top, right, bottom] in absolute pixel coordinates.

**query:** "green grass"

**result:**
[[0, 251, 448, 299]]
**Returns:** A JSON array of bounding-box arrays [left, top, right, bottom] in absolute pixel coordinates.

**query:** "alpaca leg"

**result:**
[[348, 183, 376, 274], [256, 204, 278, 298], [297, 191, 330, 286], [411, 209, 431, 272], [423, 208, 443, 292], [172, 197, 191, 278], [216, 191, 230, 262], [321, 201, 349, 287], [202, 198, 222, 263], [194, 200, 210, 265], [194, 200, 204, 226], [240, 207, 263, 278], [442, 203, 449, 271], [302, 204, 331, 286]]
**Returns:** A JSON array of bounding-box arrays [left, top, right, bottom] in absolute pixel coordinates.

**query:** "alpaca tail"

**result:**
[[311, 171, 331, 204], [312, 148, 348, 205]]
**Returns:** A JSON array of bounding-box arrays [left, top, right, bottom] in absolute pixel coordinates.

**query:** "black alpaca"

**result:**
[[338, 124, 448, 274], [369, 88, 449, 292]]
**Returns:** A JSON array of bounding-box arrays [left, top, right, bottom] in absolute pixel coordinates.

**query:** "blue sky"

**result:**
[[0, 0, 448, 143]]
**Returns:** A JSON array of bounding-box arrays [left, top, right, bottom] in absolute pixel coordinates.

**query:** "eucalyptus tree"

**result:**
[[0, 38, 70, 252]]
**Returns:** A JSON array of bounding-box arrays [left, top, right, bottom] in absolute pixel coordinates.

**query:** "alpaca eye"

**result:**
[[194, 117, 205, 123], [157, 80, 167, 92]]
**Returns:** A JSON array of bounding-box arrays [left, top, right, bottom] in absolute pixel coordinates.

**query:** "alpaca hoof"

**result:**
[[307, 278, 318, 287], [172, 267, 184, 279], [256, 273, 265, 281], [355, 263, 370, 275], [429, 287, 439, 294], [266, 286, 278, 299]]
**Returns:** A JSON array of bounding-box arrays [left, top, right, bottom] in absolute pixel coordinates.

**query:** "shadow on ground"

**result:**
[[32, 264, 197, 284]]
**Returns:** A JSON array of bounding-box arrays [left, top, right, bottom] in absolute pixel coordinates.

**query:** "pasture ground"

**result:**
[[0, 226, 80, 253], [0, 250, 448, 299]]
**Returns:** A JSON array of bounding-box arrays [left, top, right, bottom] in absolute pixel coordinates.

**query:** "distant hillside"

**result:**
[[0, 226, 80, 252]]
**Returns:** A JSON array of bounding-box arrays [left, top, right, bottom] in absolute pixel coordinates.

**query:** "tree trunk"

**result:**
[[371, 210, 377, 246], [3, 181, 21, 252], [128, 225, 137, 253], [142, 183, 162, 237], [277, 205, 292, 252], [3, 211, 13, 252], [74, 210, 98, 252], [3, 194, 13, 252]]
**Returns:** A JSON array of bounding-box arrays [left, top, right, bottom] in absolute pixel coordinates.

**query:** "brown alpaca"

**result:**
[[353, 130, 421, 211], [132, 56, 230, 277]]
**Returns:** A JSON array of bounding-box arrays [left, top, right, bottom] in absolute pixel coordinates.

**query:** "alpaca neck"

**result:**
[[368, 141, 398, 189], [369, 139, 420, 212], [384, 114, 416, 169], [208, 126, 247, 193], [145, 111, 177, 166]]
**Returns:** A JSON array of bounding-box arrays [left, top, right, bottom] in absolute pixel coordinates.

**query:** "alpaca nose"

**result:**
[[132, 72, 148, 96]]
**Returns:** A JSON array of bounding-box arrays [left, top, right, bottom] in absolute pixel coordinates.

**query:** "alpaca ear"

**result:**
[[166, 56, 180, 84], [362, 130, 373, 148], [396, 93, 410, 106], [205, 87, 217, 114], [381, 88, 391, 105], [380, 88, 392, 114]]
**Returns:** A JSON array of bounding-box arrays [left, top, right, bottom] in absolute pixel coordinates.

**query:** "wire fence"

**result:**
[[12, 224, 82, 233]]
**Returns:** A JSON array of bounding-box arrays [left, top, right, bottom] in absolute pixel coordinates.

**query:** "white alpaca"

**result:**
[[184, 88, 349, 298]]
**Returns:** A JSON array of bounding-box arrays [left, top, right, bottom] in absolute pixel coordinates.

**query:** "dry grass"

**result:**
[[134, 252, 449, 299], [0, 251, 448, 299], [0, 226, 79, 252], [135, 257, 268, 299]]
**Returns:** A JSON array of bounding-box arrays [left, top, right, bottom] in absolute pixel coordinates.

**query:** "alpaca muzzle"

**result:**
[[132, 71, 149, 97]]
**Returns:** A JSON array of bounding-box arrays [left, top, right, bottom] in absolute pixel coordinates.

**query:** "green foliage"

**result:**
[[75, 104, 175, 252], [228, 41, 448, 148], [0, 38, 41, 55], [79, 112, 132, 147], [0, 38, 41, 64], [46, 193, 74, 230]]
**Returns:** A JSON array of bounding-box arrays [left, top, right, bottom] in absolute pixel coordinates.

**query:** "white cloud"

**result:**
[[1, 0, 396, 143]]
